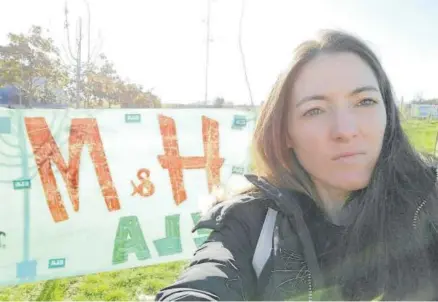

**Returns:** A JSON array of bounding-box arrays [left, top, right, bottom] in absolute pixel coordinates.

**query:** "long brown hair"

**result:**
[[252, 30, 394, 200], [250, 29, 438, 299]]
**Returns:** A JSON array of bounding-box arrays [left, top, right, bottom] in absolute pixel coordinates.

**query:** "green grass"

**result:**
[[1, 117, 437, 301], [0, 261, 187, 301], [401, 118, 438, 154]]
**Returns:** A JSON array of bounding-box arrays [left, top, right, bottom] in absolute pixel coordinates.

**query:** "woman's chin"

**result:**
[[332, 174, 371, 192]]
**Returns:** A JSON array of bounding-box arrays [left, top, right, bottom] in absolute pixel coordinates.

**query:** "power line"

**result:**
[[238, 0, 254, 108], [204, 0, 211, 105]]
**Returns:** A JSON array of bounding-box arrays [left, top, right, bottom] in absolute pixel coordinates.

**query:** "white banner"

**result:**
[[0, 108, 256, 286]]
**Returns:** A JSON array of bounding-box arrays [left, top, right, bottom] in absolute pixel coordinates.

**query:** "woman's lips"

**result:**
[[332, 152, 366, 161]]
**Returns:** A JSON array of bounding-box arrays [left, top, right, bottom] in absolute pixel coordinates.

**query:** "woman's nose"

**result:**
[[330, 109, 359, 141]]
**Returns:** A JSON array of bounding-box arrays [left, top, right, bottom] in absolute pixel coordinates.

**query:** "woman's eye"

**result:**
[[358, 98, 377, 106], [303, 108, 324, 116]]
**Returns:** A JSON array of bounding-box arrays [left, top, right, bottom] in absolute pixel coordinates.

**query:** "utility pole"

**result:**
[[204, 0, 211, 105], [64, 0, 93, 109], [238, 0, 254, 108], [76, 18, 82, 109], [19, 67, 23, 107]]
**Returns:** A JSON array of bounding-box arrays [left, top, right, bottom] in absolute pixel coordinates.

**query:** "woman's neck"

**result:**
[[313, 180, 350, 224]]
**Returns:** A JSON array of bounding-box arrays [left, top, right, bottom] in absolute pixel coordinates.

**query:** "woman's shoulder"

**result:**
[[193, 175, 276, 234], [193, 189, 273, 233]]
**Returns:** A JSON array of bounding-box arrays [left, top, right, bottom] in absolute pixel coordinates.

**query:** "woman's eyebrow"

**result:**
[[348, 85, 379, 96], [296, 85, 379, 108]]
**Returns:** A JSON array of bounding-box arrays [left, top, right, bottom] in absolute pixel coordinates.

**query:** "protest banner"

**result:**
[[0, 108, 256, 286]]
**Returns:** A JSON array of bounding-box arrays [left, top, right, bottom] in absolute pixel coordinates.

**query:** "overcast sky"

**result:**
[[1, 0, 438, 104]]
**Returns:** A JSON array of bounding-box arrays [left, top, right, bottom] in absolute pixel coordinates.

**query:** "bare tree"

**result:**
[[0, 109, 70, 280], [62, 0, 102, 108]]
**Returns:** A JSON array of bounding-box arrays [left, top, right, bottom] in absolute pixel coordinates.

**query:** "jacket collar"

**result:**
[[244, 174, 359, 227], [244, 174, 325, 289]]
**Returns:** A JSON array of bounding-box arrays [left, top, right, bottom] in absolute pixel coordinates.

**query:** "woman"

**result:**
[[156, 30, 438, 301]]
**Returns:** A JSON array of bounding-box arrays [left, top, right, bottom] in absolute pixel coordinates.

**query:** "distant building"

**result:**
[[0, 85, 19, 106], [0, 78, 68, 108], [410, 104, 438, 119]]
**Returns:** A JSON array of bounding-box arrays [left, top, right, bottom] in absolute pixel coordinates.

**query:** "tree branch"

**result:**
[[65, 11, 77, 61], [62, 44, 76, 63], [0, 135, 18, 148], [0, 148, 26, 158], [0, 162, 21, 168], [30, 168, 40, 180]]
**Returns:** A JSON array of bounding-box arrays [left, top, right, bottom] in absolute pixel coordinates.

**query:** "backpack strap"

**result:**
[[252, 208, 277, 278]]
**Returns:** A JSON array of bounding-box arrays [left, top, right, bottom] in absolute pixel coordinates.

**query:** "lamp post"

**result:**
[[204, 0, 211, 105]]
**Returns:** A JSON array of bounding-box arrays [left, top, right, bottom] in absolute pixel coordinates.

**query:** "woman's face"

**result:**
[[287, 52, 387, 202]]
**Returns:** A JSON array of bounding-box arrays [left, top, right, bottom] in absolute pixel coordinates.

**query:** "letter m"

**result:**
[[25, 118, 121, 223]]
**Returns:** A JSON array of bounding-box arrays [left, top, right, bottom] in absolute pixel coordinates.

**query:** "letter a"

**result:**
[[112, 216, 151, 265]]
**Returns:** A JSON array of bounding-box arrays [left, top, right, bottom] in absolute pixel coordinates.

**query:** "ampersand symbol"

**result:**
[[131, 168, 155, 197]]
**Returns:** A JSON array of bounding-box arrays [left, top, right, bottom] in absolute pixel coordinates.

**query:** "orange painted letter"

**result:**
[[25, 118, 121, 222], [157, 115, 224, 205]]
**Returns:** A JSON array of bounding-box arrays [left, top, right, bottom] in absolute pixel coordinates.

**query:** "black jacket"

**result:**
[[156, 173, 438, 301]]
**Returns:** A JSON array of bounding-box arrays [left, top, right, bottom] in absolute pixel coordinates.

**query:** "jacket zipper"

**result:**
[[304, 199, 428, 302], [414, 167, 438, 230], [307, 267, 313, 301], [412, 199, 427, 230]]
